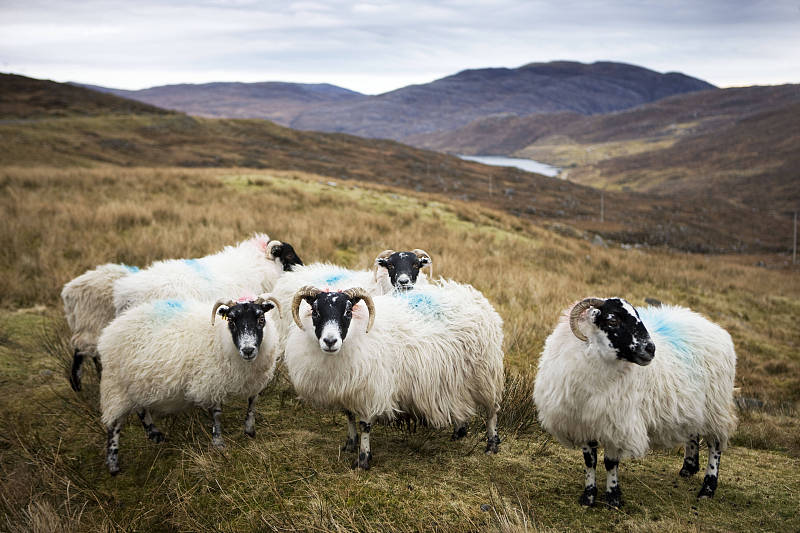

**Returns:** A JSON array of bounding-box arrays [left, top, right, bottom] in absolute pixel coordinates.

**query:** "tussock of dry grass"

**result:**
[[1, 166, 799, 531]]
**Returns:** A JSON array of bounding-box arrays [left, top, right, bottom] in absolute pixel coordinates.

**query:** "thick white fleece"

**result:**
[[113, 234, 284, 314], [98, 299, 278, 426], [534, 304, 737, 458], [283, 279, 503, 426], [61, 263, 138, 356]]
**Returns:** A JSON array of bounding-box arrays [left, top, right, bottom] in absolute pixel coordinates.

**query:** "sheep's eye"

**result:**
[[228, 321, 236, 329], [386, 264, 394, 270], [311, 310, 319, 319], [257, 317, 266, 328], [607, 317, 619, 327]]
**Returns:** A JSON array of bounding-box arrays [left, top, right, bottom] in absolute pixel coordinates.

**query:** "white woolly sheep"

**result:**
[[112, 234, 303, 315], [533, 297, 737, 508], [270, 249, 432, 348], [97, 294, 281, 475], [283, 279, 504, 469], [61, 262, 140, 391]]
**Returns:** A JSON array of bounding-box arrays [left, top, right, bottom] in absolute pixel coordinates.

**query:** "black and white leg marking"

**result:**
[[105, 418, 123, 475], [485, 407, 500, 454], [604, 453, 622, 508], [210, 403, 224, 448], [341, 410, 358, 452], [137, 408, 164, 443], [698, 440, 721, 499], [451, 421, 468, 441], [244, 395, 258, 438], [680, 434, 701, 477], [579, 440, 598, 506], [69, 348, 85, 392], [355, 419, 373, 470]]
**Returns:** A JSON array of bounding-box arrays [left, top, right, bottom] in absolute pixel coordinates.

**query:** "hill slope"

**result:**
[[0, 73, 790, 254], [83, 81, 364, 124], [412, 85, 800, 213]]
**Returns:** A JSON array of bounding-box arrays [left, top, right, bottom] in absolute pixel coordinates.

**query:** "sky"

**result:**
[[1, 0, 799, 94]]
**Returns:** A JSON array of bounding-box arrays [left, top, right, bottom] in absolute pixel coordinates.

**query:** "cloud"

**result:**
[[1, 0, 798, 93]]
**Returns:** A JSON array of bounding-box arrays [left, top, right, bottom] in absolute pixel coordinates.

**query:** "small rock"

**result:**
[[39, 369, 53, 377], [480, 504, 491, 512], [592, 235, 607, 247], [326, 181, 337, 187]]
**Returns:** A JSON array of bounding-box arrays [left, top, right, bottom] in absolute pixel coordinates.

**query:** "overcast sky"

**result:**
[[2, 0, 799, 94]]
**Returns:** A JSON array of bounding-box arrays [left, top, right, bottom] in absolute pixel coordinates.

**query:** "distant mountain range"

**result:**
[[79, 61, 714, 141]]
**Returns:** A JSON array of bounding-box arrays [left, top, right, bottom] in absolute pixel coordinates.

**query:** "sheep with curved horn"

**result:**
[[534, 297, 737, 507], [284, 279, 504, 470]]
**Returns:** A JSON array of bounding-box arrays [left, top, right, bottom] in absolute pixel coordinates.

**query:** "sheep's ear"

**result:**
[[418, 256, 430, 266], [217, 306, 230, 319], [376, 258, 389, 268]]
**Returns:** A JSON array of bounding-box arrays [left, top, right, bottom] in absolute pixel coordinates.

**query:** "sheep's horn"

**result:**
[[211, 298, 236, 325], [253, 294, 282, 319], [343, 287, 376, 334], [375, 249, 395, 263], [266, 240, 283, 257], [412, 248, 432, 278], [569, 297, 606, 342], [291, 286, 321, 331]]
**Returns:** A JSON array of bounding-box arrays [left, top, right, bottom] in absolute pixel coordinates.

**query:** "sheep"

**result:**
[[112, 234, 303, 315], [97, 294, 281, 475], [61, 262, 140, 391], [533, 297, 737, 508], [270, 249, 432, 349], [283, 279, 504, 469]]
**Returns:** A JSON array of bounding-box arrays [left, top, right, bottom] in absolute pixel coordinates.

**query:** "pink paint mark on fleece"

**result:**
[[237, 293, 256, 303], [252, 234, 270, 253]]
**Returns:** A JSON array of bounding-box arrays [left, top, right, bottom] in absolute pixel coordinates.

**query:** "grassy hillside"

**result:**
[[0, 166, 798, 532], [0, 85, 793, 254], [411, 85, 800, 214]]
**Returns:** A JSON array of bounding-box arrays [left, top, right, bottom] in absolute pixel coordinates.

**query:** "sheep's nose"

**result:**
[[644, 342, 655, 356], [397, 275, 411, 287], [241, 346, 255, 358], [323, 337, 337, 348]]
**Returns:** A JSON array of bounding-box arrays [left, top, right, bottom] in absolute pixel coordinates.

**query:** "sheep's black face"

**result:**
[[592, 298, 655, 366], [217, 302, 274, 361], [272, 242, 304, 272], [309, 292, 355, 354], [377, 251, 429, 291]]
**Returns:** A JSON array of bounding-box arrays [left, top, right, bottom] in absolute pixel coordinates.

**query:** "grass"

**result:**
[[1, 166, 799, 531]]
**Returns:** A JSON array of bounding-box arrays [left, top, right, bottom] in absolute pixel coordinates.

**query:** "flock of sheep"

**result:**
[[61, 233, 737, 508]]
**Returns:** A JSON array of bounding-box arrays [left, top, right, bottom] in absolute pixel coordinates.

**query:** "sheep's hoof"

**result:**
[[148, 430, 165, 443], [579, 486, 597, 507], [341, 438, 358, 453], [244, 427, 256, 438], [605, 487, 623, 508], [679, 461, 699, 478], [451, 425, 468, 441], [212, 437, 225, 449], [352, 451, 372, 470], [106, 458, 120, 476], [485, 435, 501, 454], [697, 475, 717, 499]]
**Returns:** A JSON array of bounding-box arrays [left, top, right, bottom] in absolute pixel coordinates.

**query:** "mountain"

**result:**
[[81, 81, 365, 124], [411, 84, 800, 213], [79, 61, 713, 140]]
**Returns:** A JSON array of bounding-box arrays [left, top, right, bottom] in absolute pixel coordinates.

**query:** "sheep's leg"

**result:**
[[679, 434, 701, 477], [354, 419, 373, 470], [484, 405, 500, 454], [698, 440, 722, 499], [69, 348, 85, 392], [579, 440, 598, 506], [136, 409, 165, 443], [604, 451, 622, 508], [244, 395, 258, 438], [341, 410, 358, 452], [210, 403, 224, 448], [105, 418, 124, 475], [451, 421, 468, 441]]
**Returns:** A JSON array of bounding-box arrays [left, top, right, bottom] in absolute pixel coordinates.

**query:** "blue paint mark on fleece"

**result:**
[[153, 299, 185, 319], [395, 291, 441, 318], [324, 273, 348, 285], [638, 307, 693, 365], [316, 269, 351, 287], [122, 264, 139, 273], [183, 258, 211, 280]]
